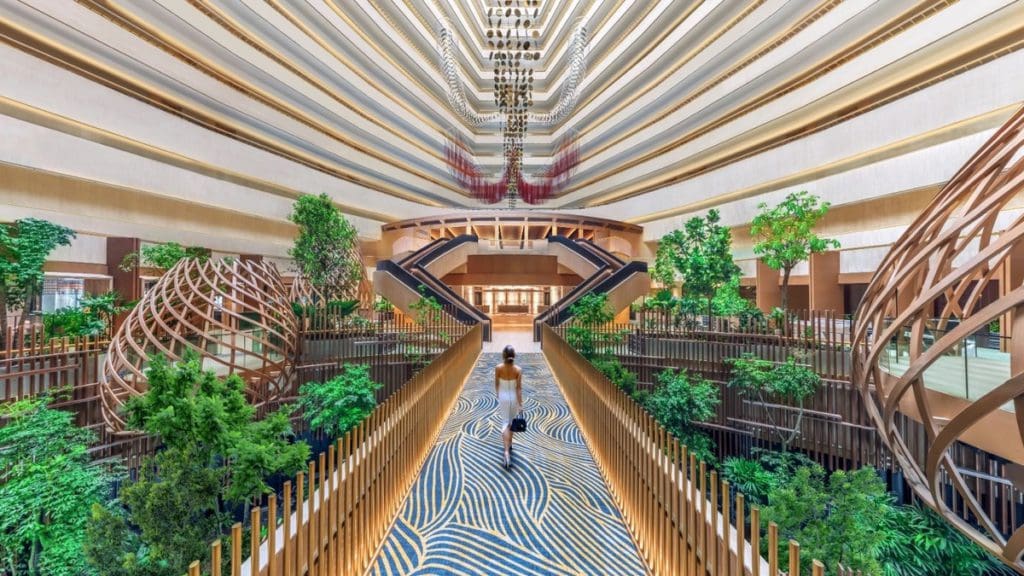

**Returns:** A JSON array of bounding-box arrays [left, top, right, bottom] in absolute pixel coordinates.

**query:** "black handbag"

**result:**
[[510, 416, 527, 432]]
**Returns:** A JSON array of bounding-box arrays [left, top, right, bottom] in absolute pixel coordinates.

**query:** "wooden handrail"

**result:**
[[193, 323, 482, 575], [542, 324, 814, 575]]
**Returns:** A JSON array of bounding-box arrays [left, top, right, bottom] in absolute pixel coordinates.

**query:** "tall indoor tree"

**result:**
[[0, 397, 110, 576], [0, 218, 75, 347], [750, 191, 839, 311], [653, 209, 740, 317], [289, 193, 361, 301]]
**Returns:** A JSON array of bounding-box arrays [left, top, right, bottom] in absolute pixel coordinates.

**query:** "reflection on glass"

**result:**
[[878, 319, 1013, 412]]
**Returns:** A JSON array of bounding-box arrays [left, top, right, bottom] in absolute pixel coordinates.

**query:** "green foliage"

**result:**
[[709, 276, 753, 316], [42, 307, 105, 340], [763, 466, 890, 574], [291, 298, 360, 318], [593, 357, 637, 396], [120, 242, 209, 272], [751, 191, 839, 309], [0, 396, 109, 576], [106, 353, 308, 574], [120, 447, 225, 573], [225, 407, 310, 505], [653, 209, 740, 314], [0, 219, 76, 346], [373, 296, 393, 313], [643, 289, 677, 311], [83, 504, 159, 576], [566, 292, 616, 360], [722, 457, 778, 506], [728, 354, 820, 450], [409, 285, 443, 326], [298, 364, 381, 440], [645, 368, 720, 464], [43, 292, 131, 339], [289, 193, 361, 300], [722, 449, 817, 507], [877, 504, 1014, 576]]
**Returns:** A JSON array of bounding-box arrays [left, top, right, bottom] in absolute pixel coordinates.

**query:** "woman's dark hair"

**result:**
[[502, 345, 516, 364]]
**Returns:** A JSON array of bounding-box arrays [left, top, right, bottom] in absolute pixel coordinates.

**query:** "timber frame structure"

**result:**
[[854, 105, 1024, 571]]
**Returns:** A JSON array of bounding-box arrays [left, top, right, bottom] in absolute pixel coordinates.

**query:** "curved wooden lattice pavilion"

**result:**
[[101, 258, 297, 434], [853, 106, 1024, 571]]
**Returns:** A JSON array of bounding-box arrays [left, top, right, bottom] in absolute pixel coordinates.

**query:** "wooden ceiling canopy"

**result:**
[[853, 105, 1024, 572], [101, 258, 297, 434], [381, 211, 643, 242]]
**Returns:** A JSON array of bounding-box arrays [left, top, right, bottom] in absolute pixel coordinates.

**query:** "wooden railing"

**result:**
[[542, 324, 830, 576], [186, 323, 482, 576]]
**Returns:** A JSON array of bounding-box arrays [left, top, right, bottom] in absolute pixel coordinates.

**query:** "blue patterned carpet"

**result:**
[[370, 353, 647, 575]]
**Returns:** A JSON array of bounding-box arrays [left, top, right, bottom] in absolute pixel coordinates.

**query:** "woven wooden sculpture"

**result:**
[[101, 258, 297, 434], [853, 106, 1024, 571]]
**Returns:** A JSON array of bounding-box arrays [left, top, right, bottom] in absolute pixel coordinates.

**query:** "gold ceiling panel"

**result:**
[[1, 0, 1019, 223]]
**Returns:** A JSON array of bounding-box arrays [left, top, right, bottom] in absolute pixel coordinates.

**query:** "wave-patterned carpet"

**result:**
[[370, 353, 647, 576]]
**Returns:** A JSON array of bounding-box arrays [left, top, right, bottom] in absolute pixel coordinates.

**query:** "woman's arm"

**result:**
[[516, 369, 523, 409], [495, 369, 500, 396]]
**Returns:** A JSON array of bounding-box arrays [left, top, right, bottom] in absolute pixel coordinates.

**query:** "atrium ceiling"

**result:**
[[2, 1, 1024, 249]]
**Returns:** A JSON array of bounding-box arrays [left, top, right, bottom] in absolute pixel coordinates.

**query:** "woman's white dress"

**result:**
[[497, 378, 519, 432]]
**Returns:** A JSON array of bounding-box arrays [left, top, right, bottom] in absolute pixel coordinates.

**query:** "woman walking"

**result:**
[[495, 345, 523, 470]]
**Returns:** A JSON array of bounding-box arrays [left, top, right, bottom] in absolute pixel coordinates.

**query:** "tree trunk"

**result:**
[[781, 267, 792, 312], [783, 398, 806, 452], [0, 292, 7, 350], [16, 284, 37, 347]]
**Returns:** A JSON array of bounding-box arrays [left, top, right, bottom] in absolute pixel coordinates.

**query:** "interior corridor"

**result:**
[[369, 352, 645, 575]]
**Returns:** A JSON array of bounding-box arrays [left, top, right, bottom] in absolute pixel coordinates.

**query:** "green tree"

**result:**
[[110, 353, 308, 574], [645, 368, 720, 464], [289, 193, 361, 300], [728, 354, 821, 451], [566, 292, 616, 360], [763, 466, 891, 574], [0, 396, 110, 576], [120, 242, 209, 272], [83, 503, 158, 576], [751, 191, 839, 311], [298, 364, 381, 440], [654, 209, 740, 317], [0, 219, 76, 347]]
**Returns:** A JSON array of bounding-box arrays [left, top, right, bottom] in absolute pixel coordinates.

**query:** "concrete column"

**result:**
[[106, 237, 141, 302], [809, 250, 844, 314], [755, 260, 781, 313]]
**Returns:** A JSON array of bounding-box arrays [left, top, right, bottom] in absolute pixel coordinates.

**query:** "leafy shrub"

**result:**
[[43, 291, 130, 339], [593, 357, 637, 396], [0, 396, 111, 576], [878, 504, 1014, 576], [43, 306, 105, 339], [722, 457, 778, 506], [373, 296, 393, 313], [120, 242, 209, 271], [567, 292, 618, 360], [291, 298, 360, 318], [645, 368, 720, 464], [631, 389, 651, 406], [299, 364, 381, 439], [763, 466, 891, 575], [94, 353, 308, 575], [410, 285, 443, 325]]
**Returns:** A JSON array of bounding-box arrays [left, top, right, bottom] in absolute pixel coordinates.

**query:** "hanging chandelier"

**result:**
[[439, 4, 587, 207]]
